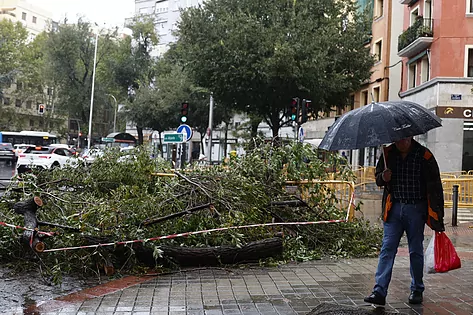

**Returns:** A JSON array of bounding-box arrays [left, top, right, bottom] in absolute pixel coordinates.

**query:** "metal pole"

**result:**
[[452, 185, 459, 227], [76, 120, 81, 149], [87, 31, 99, 150], [107, 94, 118, 133], [207, 93, 214, 164]]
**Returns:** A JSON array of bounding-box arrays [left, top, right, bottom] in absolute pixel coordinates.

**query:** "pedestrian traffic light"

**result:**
[[38, 104, 45, 115], [301, 99, 312, 123], [290, 98, 298, 121], [181, 102, 189, 123]]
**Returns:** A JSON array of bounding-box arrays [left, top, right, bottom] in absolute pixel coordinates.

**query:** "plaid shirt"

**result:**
[[392, 145, 426, 200]]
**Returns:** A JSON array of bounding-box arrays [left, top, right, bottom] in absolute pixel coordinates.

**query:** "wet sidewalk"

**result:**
[[18, 224, 473, 315]]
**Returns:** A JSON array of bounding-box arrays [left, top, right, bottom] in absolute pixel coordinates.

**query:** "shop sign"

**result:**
[[451, 94, 462, 100], [436, 106, 473, 118]]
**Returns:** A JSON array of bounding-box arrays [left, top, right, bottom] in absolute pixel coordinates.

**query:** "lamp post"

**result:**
[[107, 94, 118, 133], [87, 30, 99, 150]]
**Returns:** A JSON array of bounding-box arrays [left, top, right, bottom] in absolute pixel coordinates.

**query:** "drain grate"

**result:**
[[307, 303, 402, 315]]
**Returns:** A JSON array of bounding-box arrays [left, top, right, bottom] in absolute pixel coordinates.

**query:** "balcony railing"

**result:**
[[398, 18, 433, 53]]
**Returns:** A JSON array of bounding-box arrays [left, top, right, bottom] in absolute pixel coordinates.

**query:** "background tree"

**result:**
[[0, 20, 28, 129], [176, 0, 374, 138], [105, 16, 158, 144], [44, 19, 117, 138]]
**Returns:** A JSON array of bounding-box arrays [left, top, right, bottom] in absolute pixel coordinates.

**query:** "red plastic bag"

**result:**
[[434, 232, 461, 273]]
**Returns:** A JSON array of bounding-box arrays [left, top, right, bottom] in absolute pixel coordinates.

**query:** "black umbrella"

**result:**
[[318, 101, 442, 151]]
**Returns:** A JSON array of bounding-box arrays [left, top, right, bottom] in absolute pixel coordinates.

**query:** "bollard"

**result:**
[[452, 185, 459, 227]]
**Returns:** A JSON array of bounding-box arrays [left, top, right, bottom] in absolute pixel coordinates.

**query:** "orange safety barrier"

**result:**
[[285, 180, 356, 221], [442, 178, 473, 208]]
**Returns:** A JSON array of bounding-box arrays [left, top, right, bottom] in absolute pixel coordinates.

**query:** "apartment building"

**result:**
[[134, 0, 204, 56], [398, 0, 473, 172], [0, 0, 54, 39]]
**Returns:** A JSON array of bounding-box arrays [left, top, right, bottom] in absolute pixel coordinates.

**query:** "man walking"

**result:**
[[364, 137, 445, 306]]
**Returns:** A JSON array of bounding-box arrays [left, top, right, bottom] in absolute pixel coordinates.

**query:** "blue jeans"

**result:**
[[373, 201, 426, 297]]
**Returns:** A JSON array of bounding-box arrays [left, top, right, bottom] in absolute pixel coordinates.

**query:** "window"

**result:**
[[410, 6, 419, 26], [467, 47, 473, 77], [408, 63, 417, 88], [15, 99, 22, 107], [16, 81, 23, 91], [26, 100, 32, 109], [32, 16, 37, 23], [373, 86, 380, 102], [349, 95, 355, 110], [375, 0, 384, 18], [4, 97, 10, 105], [361, 91, 369, 106], [374, 40, 382, 62], [22, 12, 26, 20], [421, 56, 430, 83], [47, 87, 53, 96], [30, 120, 34, 127], [468, 0, 473, 14]]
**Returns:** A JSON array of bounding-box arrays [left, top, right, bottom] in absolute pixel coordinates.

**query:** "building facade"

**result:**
[[398, 0, 473, 172], [134, 0, 204, 56], [0, 0, 53, 39]]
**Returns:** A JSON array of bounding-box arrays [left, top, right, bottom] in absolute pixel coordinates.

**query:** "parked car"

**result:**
[[0, 143, 15, 165], [16, 146, 81, 174], [13, 144, 35, 160], [80, 148, 104, 164]]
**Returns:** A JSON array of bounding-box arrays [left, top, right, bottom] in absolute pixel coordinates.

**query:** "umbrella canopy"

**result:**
[[318, 101, 442, 151]]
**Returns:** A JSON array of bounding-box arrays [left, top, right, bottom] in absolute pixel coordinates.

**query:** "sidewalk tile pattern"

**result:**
[[34, 256, 473, 315]]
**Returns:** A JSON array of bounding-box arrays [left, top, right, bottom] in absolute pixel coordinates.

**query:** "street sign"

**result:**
[[164, 133, 184, 143], [101, 137, 115, 143], [298, 127, 305, 143], [177, 124, 193, 142]]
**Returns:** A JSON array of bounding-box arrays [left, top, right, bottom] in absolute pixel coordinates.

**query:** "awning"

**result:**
[[407, 50, 428, 65]]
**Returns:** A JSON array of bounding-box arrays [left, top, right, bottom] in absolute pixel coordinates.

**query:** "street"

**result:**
[[0, 161, 14, 196]]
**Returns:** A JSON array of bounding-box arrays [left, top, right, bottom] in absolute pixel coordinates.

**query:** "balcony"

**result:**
[[398, 18, 433, 58]]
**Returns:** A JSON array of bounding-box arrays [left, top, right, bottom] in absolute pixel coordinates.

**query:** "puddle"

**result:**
[[0, 266, 105, 314]]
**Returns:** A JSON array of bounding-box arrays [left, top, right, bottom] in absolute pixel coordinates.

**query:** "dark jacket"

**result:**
[[375, 140, 445, 231]]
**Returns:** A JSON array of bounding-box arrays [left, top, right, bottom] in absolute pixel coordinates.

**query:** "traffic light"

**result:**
[[181, 102, 189, 123], [38, 104, 45, 115], [290, 98, 298, 121], [301, 99, 312, 123]]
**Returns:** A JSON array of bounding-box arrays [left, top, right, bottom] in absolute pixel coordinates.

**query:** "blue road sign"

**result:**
[[298, 127, 305, 143], [177, 124, 193, 142]]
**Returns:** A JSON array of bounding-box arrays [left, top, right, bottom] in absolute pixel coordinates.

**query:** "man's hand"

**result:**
[[382, 169, 392, 182]]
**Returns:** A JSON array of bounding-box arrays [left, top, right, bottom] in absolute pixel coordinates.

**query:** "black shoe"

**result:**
[[408, 291, 423, 304], [364, 292, 386, 306]]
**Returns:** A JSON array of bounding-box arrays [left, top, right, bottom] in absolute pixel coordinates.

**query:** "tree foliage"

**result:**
[[176, 0, 374, 137], [0, 142, 382, 281], [44, 19, 118, 136]]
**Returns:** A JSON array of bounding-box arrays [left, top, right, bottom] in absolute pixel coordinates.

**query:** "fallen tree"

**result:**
[[0, 140, 382, 282]]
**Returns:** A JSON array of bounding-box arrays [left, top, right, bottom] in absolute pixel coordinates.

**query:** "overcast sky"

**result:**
[[34, 0, 135, 27]]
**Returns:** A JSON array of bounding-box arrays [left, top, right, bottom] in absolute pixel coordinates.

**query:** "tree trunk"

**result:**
[[136, 126, 144, 145], [13, 197, 45, 252], [133, 237, 283, 267], [158, 131, 164, 158], [224, 122, 228, 157]]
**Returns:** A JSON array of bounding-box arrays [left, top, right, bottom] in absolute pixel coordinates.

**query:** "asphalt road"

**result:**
[[0, 160, 15, 196]]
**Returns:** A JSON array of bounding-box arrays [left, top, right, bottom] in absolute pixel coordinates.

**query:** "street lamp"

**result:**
[[107, 94, 118, 133], [87, 29, 99, 150]]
